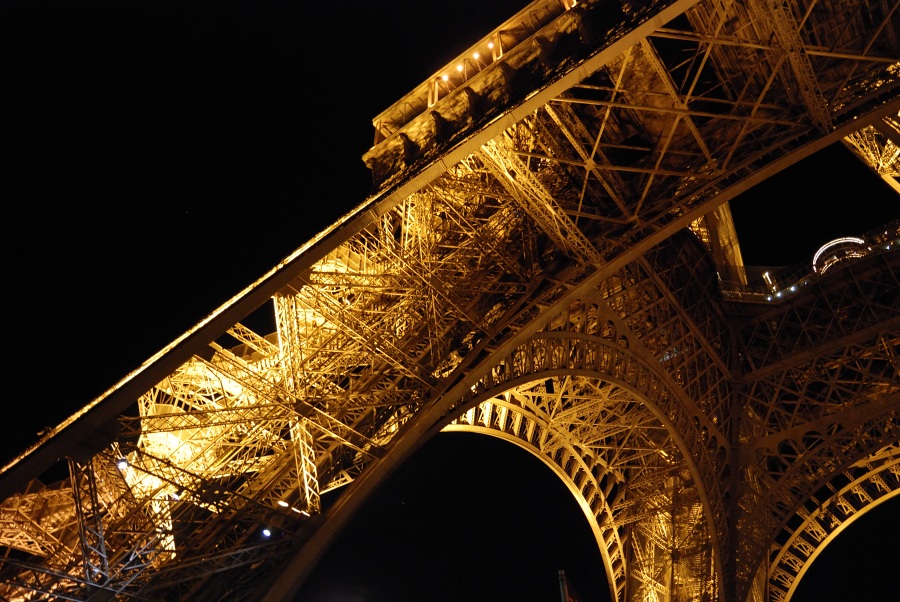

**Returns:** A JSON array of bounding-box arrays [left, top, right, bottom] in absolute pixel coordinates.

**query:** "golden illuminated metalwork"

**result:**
[[843, 113, 900, 193], [1, 1, 898, 600]]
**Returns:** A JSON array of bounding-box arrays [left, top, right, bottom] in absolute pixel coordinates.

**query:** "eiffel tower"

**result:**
[[2, 0, 898, 600]]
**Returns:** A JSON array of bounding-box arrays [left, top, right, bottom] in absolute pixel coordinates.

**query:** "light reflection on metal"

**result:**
[[842, 111, 900, 194]]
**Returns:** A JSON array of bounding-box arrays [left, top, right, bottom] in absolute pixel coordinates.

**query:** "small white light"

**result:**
[[473, 52, 480, 59], [456, 64, 463, 72], [488, 41, 494, 49], [262, 528, 271, 537], [117, 459, 128, 470], [790, 286, 796, 292], [776, 291, 782, 297], [441, 74, 449, 82], [277, 500, 289, 507]]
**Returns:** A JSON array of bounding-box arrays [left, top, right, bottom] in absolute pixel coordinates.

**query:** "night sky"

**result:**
[[2, 1, 898, 600]]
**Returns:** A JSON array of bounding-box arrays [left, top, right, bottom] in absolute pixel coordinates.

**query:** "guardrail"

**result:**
[[719, 219, 899, 304]]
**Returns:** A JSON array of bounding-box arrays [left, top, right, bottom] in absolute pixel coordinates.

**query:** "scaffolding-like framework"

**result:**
[[2, 1, 898, 600]]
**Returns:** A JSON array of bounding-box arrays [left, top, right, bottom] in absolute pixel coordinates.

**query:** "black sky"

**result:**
[[2, 1, 898, 600]]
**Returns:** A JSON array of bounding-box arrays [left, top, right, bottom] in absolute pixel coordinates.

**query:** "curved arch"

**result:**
[[753, 444, 900, 602], [737, 400, 900, 600], [443, 423, 618, 602], [448, 370, 719, 602], [257, 314, 728, 602], [456, 329, 727, 586]]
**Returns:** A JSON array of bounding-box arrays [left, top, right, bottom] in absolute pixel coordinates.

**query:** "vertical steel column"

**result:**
[[68, 457, 111, 589]]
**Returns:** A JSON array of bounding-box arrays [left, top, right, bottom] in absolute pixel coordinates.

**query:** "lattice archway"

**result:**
[[773, 445, 900, 602], [446, 355, 721, 602], [742, 440, 900, 602]]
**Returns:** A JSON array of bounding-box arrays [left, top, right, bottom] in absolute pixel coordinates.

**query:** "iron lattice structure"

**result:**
[[2, 0, 899, 600]]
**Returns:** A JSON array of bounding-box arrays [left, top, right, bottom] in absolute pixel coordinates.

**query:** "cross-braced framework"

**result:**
[[449, 376, 716, 602], [1, 1, 898, 600], [843, 112, 900, 193]]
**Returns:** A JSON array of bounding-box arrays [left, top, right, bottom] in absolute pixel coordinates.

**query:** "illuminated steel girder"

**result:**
[[843, 113, 900, 193], [1, 1, 899, 601]]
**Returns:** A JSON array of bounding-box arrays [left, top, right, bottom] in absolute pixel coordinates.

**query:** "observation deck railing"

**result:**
[[718, 219, 899, 304]]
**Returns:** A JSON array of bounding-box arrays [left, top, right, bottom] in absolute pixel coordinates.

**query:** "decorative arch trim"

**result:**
[[444, 423, 622, 602], [446, 330, 727, 599]]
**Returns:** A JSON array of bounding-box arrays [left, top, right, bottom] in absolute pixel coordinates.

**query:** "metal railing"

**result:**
[[719, 220, 899, 304]]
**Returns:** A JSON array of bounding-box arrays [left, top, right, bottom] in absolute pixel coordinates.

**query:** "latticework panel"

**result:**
[[736, 251, 900, 380], [448, 373, 717, 602], [1, 447, 177, 600], [271, 173, 550, 492], [843, 113, 900, 191], [733, 251, 900, 600], [456, 284, 730, 601], [766, 444, 900, 602], [364, 0, 897, 259], [0, 329, 321, 600], [1, 480, 74, 558]]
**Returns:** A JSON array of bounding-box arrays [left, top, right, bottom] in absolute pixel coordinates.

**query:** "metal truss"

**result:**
[[1, 1, 898, 601], [447, 234, 731, 600], [448, 374, 716, 602], [843, 113, 900, 192], [1, 328, 321, 599], [732, 248, 900, 601], [761, 444, 900, 602]]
